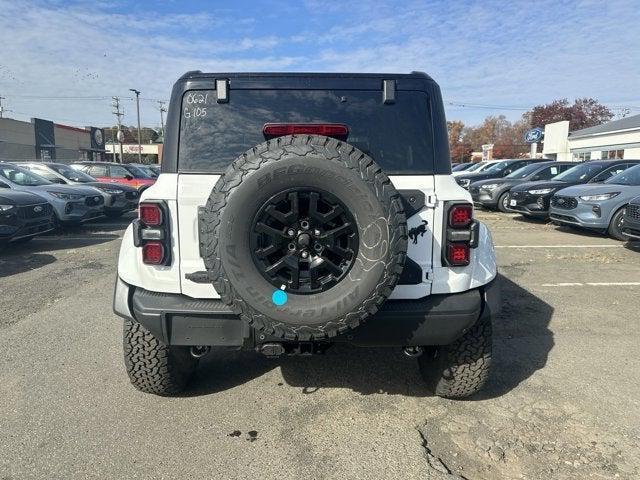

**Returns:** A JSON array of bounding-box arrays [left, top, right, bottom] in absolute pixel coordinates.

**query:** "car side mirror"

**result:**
[[503, 169, 512, 176], [124, 174, 133, 180]]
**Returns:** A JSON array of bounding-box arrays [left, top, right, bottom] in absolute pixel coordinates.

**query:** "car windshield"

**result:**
[[484, 161, 511, 173], [466, 162, 486, 172], [126, 165, 153, 178], [452, 163, 470, 172], [605, 165, 640, 186], [506, 163, 543, 179], [0, 164, 52, 186], [553, 162, 604, 182], [49, 164, 97, 183]]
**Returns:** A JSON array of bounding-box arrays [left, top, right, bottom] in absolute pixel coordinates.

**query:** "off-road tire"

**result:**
[[418, 315, 492, 399], [607, 207, 626, 241], [497, 192, 510, 213], [123, 319, 197, 395], [200, 134, 407, 341]]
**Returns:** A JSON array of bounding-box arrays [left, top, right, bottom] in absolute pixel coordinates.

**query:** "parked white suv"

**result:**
[[113, 72, 500, 399]]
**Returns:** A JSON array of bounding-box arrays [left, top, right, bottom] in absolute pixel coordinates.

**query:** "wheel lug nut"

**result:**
[[314, 243, 322, 252], [300, 221, 309, 229], [313, 229, 321, 236], [301, 251, 309, 259], [287, 228, 295, 236]]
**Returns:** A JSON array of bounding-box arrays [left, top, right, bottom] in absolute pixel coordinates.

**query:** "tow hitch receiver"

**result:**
[[258, 342, 330, 357]]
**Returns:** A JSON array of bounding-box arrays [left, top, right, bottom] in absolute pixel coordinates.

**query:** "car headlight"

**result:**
[[481, 183, 502, 190], [528, 188, 554, 195], [0, 204, 15, 212], [47, 191, 84, 200], [96, 187, 124, 195], [579, 192, 620, 202]]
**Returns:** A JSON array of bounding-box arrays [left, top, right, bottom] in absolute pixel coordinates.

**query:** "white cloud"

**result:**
[[0, 0, 639, 127]]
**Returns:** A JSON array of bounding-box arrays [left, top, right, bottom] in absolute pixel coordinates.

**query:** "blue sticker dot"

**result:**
[[272, 289, 288, 306]]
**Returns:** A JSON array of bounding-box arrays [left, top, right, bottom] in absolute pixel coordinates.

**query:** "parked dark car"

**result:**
[[71, 162, 156, 191], [469, 161, 575, 211], [455, 158, 544, 189], [17, 162, 140, 217], [0, 189, 55, 246], [622, 195, 640, 241], [507, 159, 640, 219]]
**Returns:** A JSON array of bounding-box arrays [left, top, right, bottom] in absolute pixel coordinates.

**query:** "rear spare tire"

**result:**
[[200, 135, 407, 340]]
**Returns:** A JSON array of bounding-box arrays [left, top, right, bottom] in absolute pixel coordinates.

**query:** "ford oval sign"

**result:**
[[524, 128, 544, 143]]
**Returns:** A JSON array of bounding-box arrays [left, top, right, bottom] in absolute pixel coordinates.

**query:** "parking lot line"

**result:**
[[541, 282, 640, 287]]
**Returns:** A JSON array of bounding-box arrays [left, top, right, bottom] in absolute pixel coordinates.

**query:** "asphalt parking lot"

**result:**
[[1, 210, 639, 480]]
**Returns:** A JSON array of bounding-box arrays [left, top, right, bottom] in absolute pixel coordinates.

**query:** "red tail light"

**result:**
[[447, 243, 470, 266], [134, 200, 172, 266], [142, 242, 165, 265], [140, 203, 162, 226], [444, 202, 476, 267], [263, 123, 349, 140], [449, 204, 473, 228]]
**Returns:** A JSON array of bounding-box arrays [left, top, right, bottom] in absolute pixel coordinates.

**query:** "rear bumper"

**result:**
[[113, 277, 500, 347]]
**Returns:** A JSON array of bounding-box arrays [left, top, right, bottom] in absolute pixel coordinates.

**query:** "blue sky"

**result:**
[[1, 0, 639, 128]]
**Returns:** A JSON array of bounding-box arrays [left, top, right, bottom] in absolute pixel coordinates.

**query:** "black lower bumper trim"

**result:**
[[126, 279, 499, 348]]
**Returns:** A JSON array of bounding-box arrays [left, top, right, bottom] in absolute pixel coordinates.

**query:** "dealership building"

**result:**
[[543, 113, 640, 161], [0, 117, 106, 162]]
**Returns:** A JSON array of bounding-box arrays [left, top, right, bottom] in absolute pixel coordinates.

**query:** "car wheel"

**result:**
[[418, 315, 492, 399], [497, 192, 510, 213], [607, 207, 627, 241], [123, 319, 198, 395]]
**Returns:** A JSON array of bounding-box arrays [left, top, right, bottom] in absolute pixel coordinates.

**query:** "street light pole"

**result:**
[[129, 88, 142, 163], [158, 101, 166, 139]]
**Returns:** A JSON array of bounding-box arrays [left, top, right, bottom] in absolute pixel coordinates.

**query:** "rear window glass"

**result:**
[[178, 89, 434, 173]]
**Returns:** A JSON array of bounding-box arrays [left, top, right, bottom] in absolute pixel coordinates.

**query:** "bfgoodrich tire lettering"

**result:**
[[200, 135, 408, 341]]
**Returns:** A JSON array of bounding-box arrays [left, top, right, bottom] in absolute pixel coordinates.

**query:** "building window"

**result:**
[[601, 149, 624, 159], [573, 152, 591, 161]]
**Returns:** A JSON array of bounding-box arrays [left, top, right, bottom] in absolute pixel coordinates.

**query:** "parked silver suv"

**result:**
[[0, 163, 104, 225]]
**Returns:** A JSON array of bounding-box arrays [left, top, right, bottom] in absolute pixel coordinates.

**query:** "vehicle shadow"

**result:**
[[0, 252, 57, 277], [510, 214, 549, 225], [186, 275, 554, 400]]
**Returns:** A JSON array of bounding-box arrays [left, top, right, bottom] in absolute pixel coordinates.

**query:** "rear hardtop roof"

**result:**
[[179, 71, 435, 82]]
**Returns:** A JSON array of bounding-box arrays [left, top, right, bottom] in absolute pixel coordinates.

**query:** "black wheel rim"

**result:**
[[250, 188, 359, 294]]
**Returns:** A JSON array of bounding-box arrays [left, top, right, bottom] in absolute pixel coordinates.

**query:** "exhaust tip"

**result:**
[[403, 346, 423, 357], [190, 345, 210, 359]]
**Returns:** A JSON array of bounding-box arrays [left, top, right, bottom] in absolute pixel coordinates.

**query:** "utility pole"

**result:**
[[158, 101, 167, 140], [129, 88, 142, 163], [111, 96, 125, 163]]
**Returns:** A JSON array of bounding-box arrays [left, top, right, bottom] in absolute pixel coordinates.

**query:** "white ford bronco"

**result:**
[[113, 72, 500, 398]]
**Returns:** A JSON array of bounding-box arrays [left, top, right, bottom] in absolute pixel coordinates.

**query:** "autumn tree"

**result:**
[[447, 120, 472, 162], [529, 98, 613, 131]]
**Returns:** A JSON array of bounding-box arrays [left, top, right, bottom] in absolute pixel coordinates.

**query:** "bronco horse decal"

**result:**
[[408, 220, 429, 244]]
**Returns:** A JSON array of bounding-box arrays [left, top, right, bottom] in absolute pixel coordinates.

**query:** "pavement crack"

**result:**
[[417, 427, 470, 480]]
